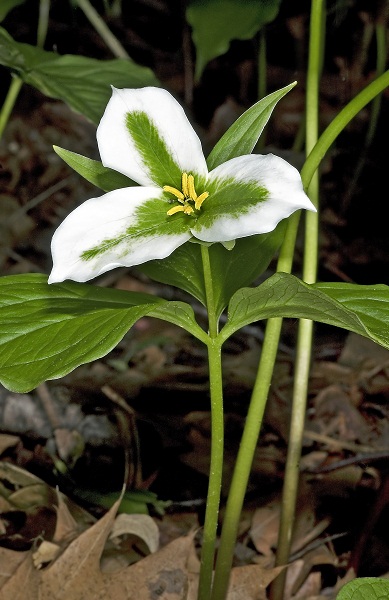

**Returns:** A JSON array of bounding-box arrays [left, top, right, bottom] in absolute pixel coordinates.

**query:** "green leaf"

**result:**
[[0, 274, 206, 393], [187, 0, 282, 79], [336, 578, 389, 600], [0, 0, 25, 22], [207, 82, 297, 170], [53, 146, 135, 192], [0, 26, 159, 123], [220, 273, 389, 349], [139, 224, 284, 319]]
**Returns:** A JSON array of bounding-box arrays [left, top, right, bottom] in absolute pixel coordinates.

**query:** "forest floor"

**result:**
[[0, 1, 388, 598]]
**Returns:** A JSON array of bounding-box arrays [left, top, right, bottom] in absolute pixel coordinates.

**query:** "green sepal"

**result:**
[[219, 273, 389, 350], [0, 274, 206, 393], [207, 82, 297, 170], [53, 146, 135, 192]]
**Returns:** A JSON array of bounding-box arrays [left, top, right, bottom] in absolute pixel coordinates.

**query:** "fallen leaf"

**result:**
[[0, 497, 194, 600]]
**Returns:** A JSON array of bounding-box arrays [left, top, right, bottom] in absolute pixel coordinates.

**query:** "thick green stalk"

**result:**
[[76, 0, 130, 59], [198, 245, 224, 600], [210, 317, 282, 600], [270, 2, 324, 598]]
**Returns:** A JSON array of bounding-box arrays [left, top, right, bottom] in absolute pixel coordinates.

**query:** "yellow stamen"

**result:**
[[165, 172, 209, 217], [163, 185, 185, 201], [182, 172, 189, 198], [195, 191, 209, 210], [167, 204, 186, 216], [188, 174, 197, 200]]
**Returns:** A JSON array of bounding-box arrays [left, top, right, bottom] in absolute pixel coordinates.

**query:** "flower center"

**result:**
[[163, 173, 209, 216]]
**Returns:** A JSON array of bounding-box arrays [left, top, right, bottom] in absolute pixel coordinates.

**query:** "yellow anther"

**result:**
[[195, 191, 209, 210], [165, 172, 209, 217], [182, 172, 189, 198], [187, 175, 197, 200], [163, 185, 185, 201], [167, 204, 186, 216]]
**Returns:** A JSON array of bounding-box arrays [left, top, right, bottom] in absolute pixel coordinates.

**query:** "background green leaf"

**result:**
[[0, 26, 159, 123], [0, 0, 25, 22], [53, 146, 135, 192], [336, 578, 389, 600], [0, 274, 205, 393], [187, 0, 282, 79], [220, 273, 389, 349]]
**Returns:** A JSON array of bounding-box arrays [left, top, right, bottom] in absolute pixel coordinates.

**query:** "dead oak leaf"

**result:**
[[0, 498, 194, 600]]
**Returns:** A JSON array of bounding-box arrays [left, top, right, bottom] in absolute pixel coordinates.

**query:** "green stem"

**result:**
[[76, 0, 130, 59], [198, 246, 224, 600], [200, 245, 219, 338], [301, 68, 389, 191], [37, 0, 50, 48], [270, 3, 324, 598], [0, 76, 23, 140], [210, 317, 282, 600]]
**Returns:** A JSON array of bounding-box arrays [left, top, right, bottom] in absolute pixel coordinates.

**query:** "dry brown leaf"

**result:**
[[0, 434, 20, 456], [52, 492, 84, 545], [0, 548, 29, 588], [0, 550, 39, 600], [227, 564, 285, 600], [0, 497, 194, 600], [249, 502, 280, 556]]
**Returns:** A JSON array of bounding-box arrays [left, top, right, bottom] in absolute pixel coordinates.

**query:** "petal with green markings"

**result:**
[[49, 187, 192, 283], [97, 87, 208, 188], [191, 153, 316, 242]]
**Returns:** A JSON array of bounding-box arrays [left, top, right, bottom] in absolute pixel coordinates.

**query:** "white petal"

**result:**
[[193, 153, 316, 242], [48, 187, 191, 283], [97, 87, 208, 186]]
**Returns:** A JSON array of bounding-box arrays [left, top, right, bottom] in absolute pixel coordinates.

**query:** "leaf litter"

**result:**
[[1, 2, 389, 598]]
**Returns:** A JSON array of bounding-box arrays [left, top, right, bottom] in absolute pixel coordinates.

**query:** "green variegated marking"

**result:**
[[193, 178, 268, 230], [125, 111, 183, 188], [81, 197, 189, 261]]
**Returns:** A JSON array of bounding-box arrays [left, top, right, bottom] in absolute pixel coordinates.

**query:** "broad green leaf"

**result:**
[[53, 146, 135, 192], [207, 82, 297, 170], [0, 274, 206, 393], [0, 27, 159, 124], [0, 0, 25, 22], [336, 578, 389, 600], [220, 273, 389, 349], [187, 0, 282, 79], [139, 223, 284, 319]]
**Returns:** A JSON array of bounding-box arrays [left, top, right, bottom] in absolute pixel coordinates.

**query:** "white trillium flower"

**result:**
[[49, 86, 315, 284]]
